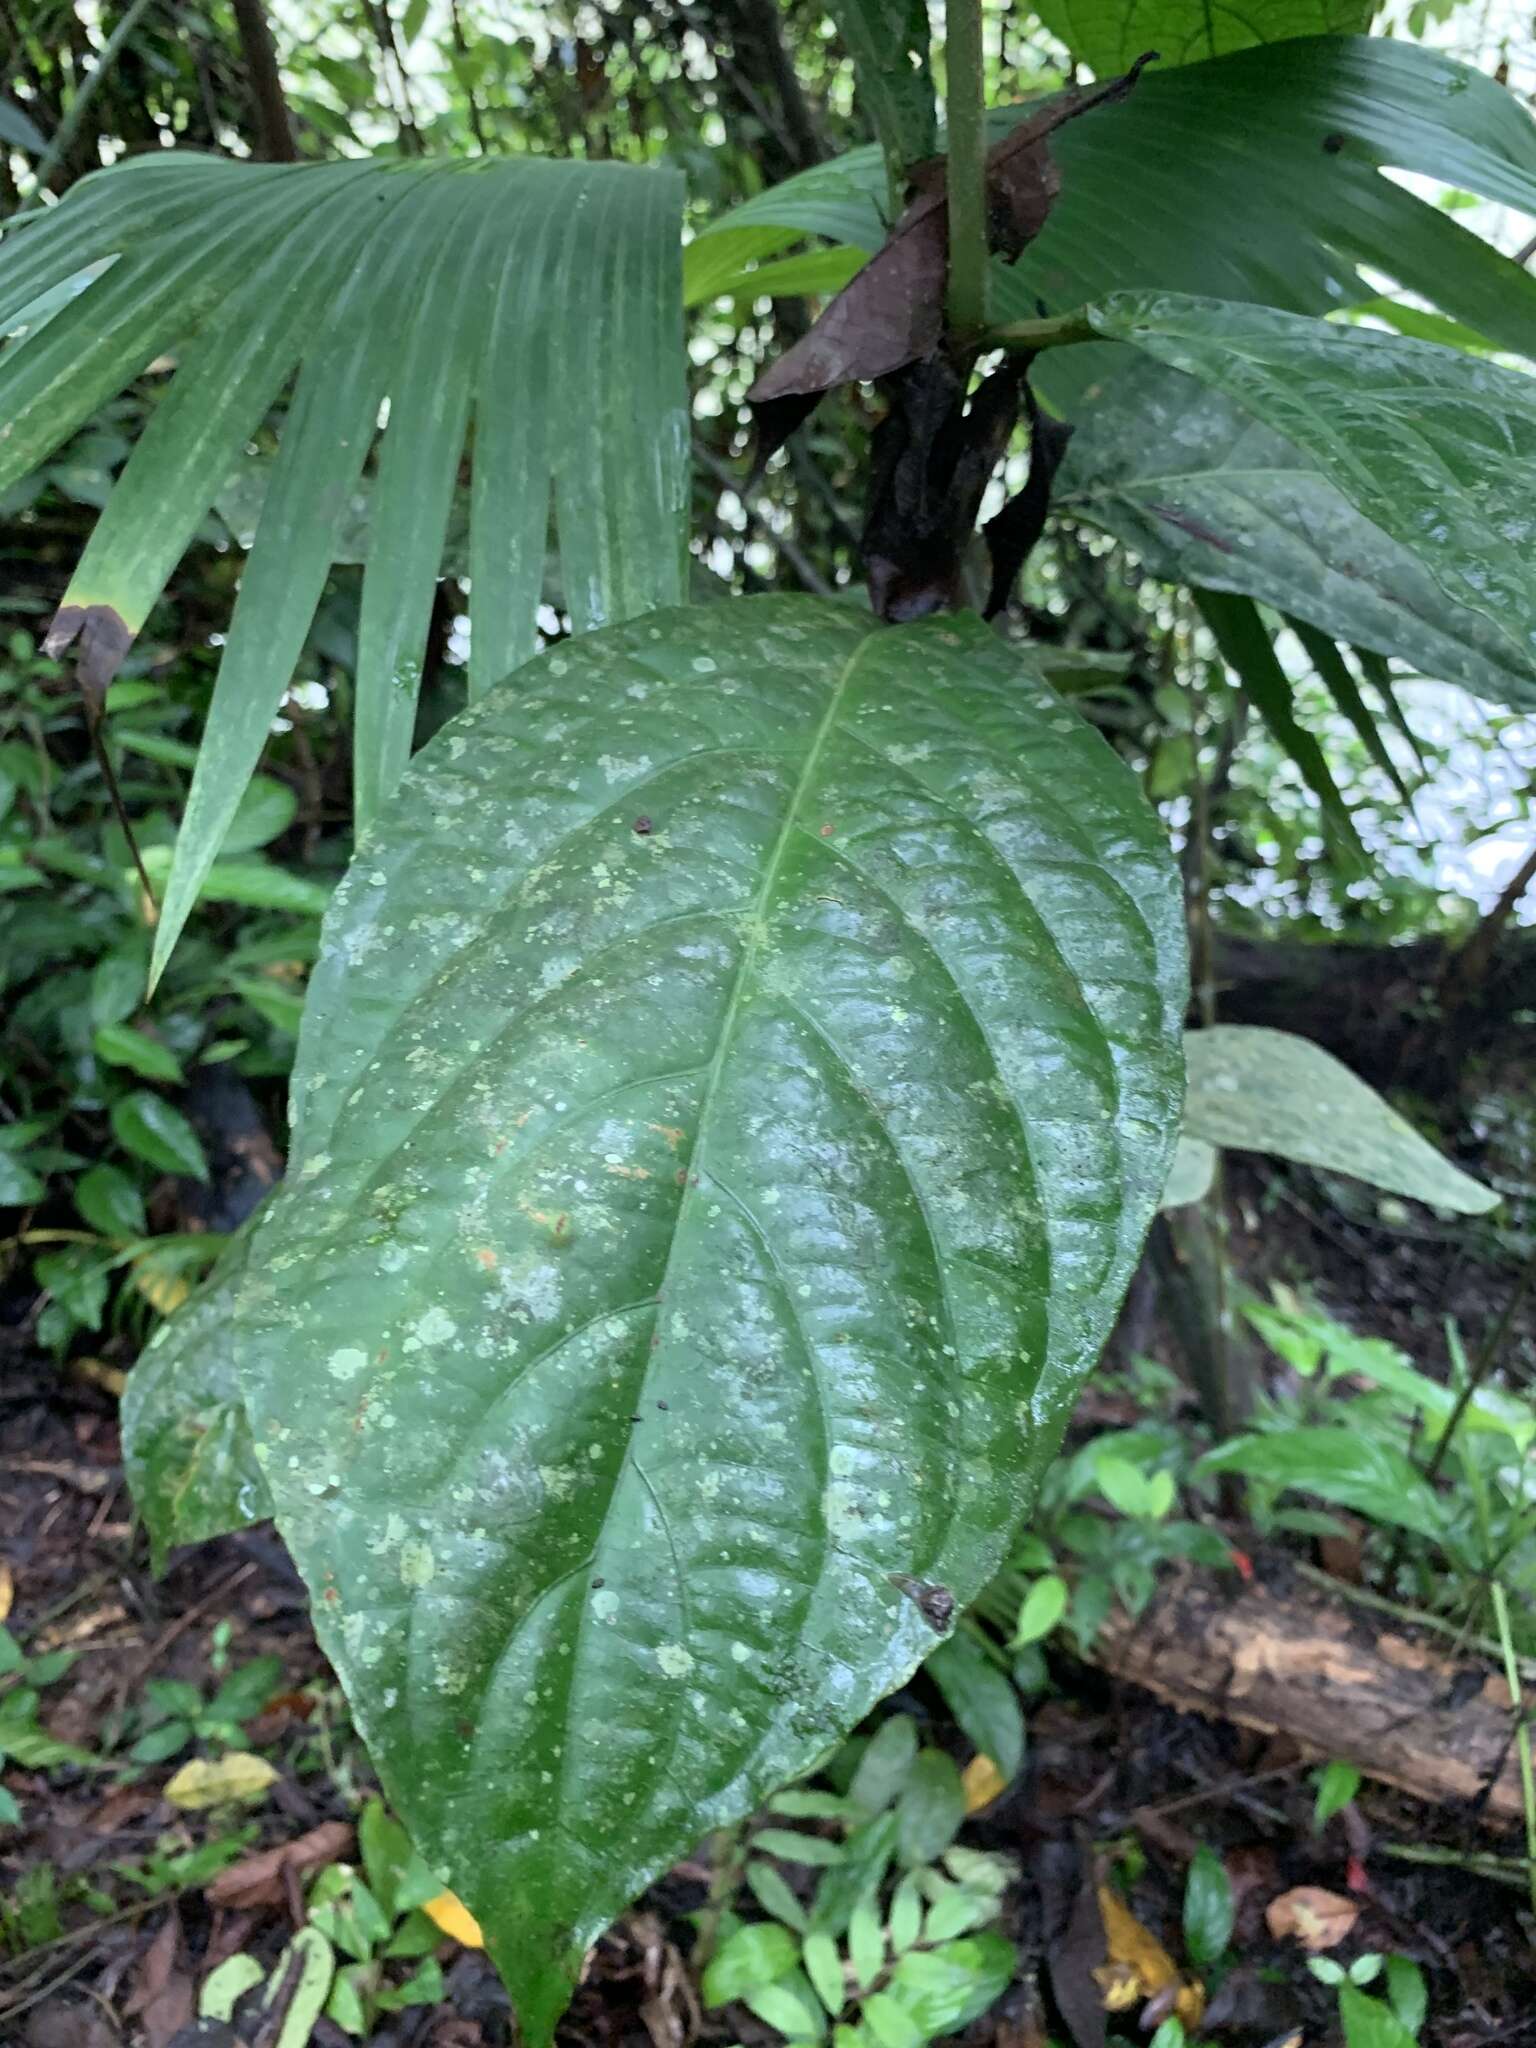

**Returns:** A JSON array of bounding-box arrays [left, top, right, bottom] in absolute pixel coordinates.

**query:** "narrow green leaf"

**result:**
[[1195, 1426, 1446, 1539], [50, 168, 385, 652], [1287, 621, 1412, 803], [803, 1930, 846, 2015], [93, 1023, 183, 1084], [0, 96, 47, 154], [850, 1715, 920, 1817], [746, 1860, 811, 1932], [925, 1632, 1024, 1781], [1183, 1026, 1498, 1214], [1010, 1575, 1068, 1649], [110, 1091, 208, 1181], [1193, 589, 1364, 861], [233, 597, 1185, 2041], [897, 1753, 966, 1867], [352, 171, 494, 827]]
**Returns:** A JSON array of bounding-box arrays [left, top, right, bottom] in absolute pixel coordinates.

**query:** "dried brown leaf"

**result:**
[[204, 1818, 353, 1909], [1264, 1884, 1361, 1952]]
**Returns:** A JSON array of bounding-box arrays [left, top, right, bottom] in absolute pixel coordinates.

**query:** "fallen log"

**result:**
[[1087, 1561, 1526, 1827]]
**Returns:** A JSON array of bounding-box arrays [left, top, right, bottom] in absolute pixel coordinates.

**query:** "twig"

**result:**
[[21, 0, 160, 194], [943, 0, 988, 337], [695, 442, 838, 597]]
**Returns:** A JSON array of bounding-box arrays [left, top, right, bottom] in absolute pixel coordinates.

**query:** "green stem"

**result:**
[[988, 309, 1098, 352], [1490, 1578, 1536, 1917], [22, 0, 161, 197], [943, 0, 988, 338]]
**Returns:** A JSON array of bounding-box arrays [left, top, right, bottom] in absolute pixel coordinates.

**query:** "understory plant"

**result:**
[[4, 0, 1530, 2033]]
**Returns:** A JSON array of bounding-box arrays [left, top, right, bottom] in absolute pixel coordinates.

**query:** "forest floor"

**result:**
[[2, 1181, 1534, 2048]]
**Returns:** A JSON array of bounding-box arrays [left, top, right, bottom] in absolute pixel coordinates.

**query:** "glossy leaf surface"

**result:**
[[685, 39, 1536, 386], [1086, 293, 1536, 684], [123, 1233, 271, 1573], [1056, 355, 1536, 714], [235, 596, 1185, 2039]]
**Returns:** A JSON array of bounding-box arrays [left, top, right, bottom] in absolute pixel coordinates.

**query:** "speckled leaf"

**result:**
[[123, 1230, 272, 1574], [235, 596, 1185, 2042], [1056, 355, 1536, 715], [1183, 1025, 1497, 1213], [1085, 294, 1536, 687]]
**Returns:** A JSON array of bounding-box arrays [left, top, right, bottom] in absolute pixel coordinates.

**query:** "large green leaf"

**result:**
[[1183, 1026, 1497, 1214], [233, 595, 1185, 2039], [1084, 292, 1536, 681], [1056, 354, 1536, 714], [1030, 0, 1371, 80], [122, 1231, 272, 1575], [684, 39, 1536, 379], [0, 153, 687, 982]]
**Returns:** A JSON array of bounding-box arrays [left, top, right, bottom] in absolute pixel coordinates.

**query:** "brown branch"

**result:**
[[229, 0, 296, 160]]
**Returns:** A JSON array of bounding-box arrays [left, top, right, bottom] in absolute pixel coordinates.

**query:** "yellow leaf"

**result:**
[[72, 1356, 128, 1397], [962, 1753, 1006, 1813], [1094, 1885, 1205, 2029], [424, 1889, 484, 1948], [0, 1561, 12, 1622], [164, 1751, 279, 1809], [133, 1263, 192, 1315]]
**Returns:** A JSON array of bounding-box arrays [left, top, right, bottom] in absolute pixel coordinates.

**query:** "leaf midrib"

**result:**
[[550, 622, 876, 1839]]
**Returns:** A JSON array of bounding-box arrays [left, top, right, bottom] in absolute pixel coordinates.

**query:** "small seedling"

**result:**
[[701, 1717, 1016, 2047], [123, 1652, 282, 1765], [0, 1625, 95, 1824]]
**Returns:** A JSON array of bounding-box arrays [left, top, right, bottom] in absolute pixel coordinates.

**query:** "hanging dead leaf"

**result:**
[[1093, 1887, 1204, 2029], [1264, 1885, 1360, 1952], [424, 1889, 485, 1947], [746, 57, 1153, 468], [0, 1561, 13, 1622], [962, 1753, 1008, 1813], [164, 1751, 278, 1810]]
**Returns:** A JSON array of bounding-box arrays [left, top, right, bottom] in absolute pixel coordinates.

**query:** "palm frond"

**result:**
[[0, 153, 687, 983]]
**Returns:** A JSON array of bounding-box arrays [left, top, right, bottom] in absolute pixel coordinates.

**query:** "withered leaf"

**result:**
[[862, 356, 1024, 621], [43, 603, 134, 706], [1263, 1885, 1360, 1953], [982, 381, 1075, 618], [204, 1818, 354, 1909], [747, 56, 1155, 470]]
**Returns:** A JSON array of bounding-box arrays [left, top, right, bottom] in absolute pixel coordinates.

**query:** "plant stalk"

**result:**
[[943, 0, 989, 338], [989, 309, 1098, 352]]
